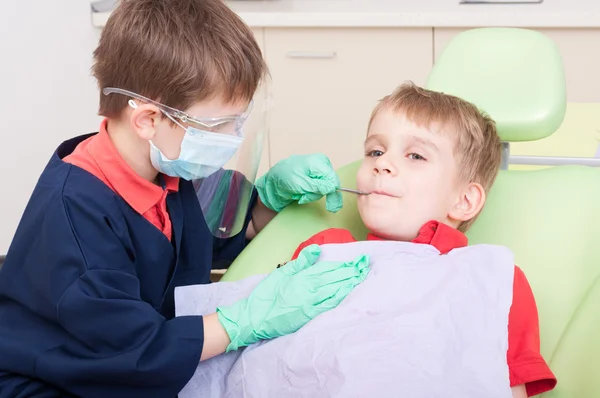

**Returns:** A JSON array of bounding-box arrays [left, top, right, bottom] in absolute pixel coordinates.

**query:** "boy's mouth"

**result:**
[[370, 189, 399, 198]]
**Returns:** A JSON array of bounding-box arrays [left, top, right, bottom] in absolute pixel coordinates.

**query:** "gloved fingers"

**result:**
[[287, 175, 337, 201], [296, 192, 322, 205], [303, 173, 340, 196], [294, 187, 342, 212], [306, 254, 371, 289], [312, 277, 358, 313], [325, 191, 343, 213], [303, 154, 341, 195], [348, 254, 370, 279], [306, 265, 370, 314], [305, 264, 363, 287], [294, 178, 340, 209], [283, 244, 322, 275], [256, 154, 342, 213]]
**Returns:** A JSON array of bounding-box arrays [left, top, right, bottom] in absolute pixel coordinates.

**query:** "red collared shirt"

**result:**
[[63, 119, 179, 241], [291, 221, 557, 397]]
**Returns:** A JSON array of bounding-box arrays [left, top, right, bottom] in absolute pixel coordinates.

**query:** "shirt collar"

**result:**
[[366, 220, 468, 254], [86, 119, 179, 214]]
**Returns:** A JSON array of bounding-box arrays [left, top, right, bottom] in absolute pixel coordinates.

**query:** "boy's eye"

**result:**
[[407, 153, 426, 161], [366, 150, 384, 157]]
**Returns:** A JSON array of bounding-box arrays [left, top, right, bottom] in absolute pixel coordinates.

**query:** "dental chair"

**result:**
[[223, 28, 600, 398]]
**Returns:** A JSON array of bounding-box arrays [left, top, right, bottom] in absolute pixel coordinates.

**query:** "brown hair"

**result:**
[[93, 0, 268, 118], [369, 81, 502, 232]]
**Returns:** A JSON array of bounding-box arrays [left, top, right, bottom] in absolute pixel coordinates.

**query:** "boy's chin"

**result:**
[[362, 219, 419, 242], [359, 206, 420, 241]]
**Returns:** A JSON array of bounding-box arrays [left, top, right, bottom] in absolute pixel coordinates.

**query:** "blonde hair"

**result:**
[[369, 82, 502, 232], [93, 0, 268, 118]]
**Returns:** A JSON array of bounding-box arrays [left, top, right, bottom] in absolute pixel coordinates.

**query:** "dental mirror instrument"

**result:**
[[337, 187, 370, 195]]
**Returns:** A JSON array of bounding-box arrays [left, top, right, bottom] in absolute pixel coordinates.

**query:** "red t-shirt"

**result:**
[[63, 119, 179, 240], [291, 221, 557, 397]]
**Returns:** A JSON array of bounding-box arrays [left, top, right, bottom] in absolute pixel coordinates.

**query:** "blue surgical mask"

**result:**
[[149, 126, 243, 181], [126, 99, 243, 180]]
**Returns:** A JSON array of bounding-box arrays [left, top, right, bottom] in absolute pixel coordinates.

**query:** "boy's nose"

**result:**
[[373, 156, 396, 175]]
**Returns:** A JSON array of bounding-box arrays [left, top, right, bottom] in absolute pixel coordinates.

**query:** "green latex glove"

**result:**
[[255, 154, 343, 213], [216, 244, 370, 352]]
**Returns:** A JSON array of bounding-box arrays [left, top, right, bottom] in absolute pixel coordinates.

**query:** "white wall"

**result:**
[[0, 1, 102, 254]]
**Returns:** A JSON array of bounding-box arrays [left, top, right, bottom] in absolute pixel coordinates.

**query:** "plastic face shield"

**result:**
[[102, 86, 271, 238]]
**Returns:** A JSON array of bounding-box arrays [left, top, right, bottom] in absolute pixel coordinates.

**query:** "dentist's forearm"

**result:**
[[246, 197, 277, 239], [200, 313, 231, 361]]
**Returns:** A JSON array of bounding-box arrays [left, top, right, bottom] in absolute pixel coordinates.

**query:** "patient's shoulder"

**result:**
[[291, 228, 357, 260]]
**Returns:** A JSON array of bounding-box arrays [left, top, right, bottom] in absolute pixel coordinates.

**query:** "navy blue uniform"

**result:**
[[0, 135, 255, 397]]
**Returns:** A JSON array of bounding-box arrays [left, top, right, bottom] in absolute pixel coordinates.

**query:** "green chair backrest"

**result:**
[[427, 28, 566, 142], [223, 28, 600, 398]]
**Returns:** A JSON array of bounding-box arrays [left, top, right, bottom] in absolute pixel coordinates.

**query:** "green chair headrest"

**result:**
[[426, 28, 566, 143]]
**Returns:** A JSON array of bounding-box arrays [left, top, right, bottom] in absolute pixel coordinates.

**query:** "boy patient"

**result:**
[[289, 82, 557, 397]]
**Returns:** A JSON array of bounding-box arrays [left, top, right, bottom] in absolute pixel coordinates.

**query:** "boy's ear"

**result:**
[[449, 182, 486, 223], [129, 104, 162, 141]]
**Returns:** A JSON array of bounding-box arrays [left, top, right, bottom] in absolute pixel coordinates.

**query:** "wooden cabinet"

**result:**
[[263, 28, 434, 169], [434, 28, 600, 103]]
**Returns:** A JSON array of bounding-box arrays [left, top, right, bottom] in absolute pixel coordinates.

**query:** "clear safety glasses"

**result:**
[[102, 87, 253, 136]]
